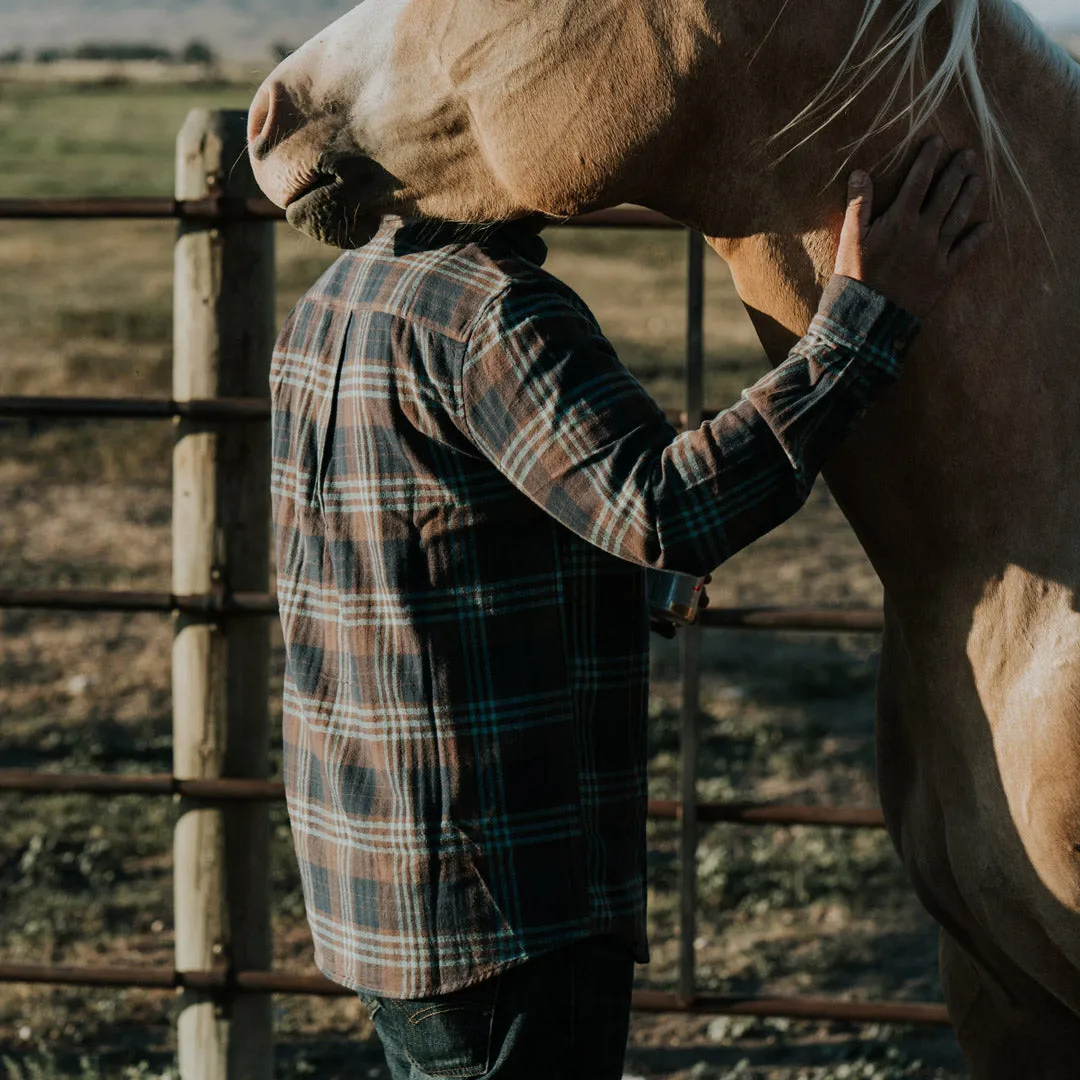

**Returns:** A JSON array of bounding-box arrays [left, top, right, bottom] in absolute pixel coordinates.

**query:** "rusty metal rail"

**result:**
[[0, 586, 883, 633], [0, 962, 947, 1026], [0, 196, 277, 221], [633, 990, 947, 1026], [700, 607, 884, 633], [6, 397, 705, 425], [0, 772, 284, 801], [0, 588, 277, 616], [648, 799, 885, 829], [0, 198, 678, 230], [2, 397, 719, 426], [0, 770, 887, 828], [0, 395, 270, 423]]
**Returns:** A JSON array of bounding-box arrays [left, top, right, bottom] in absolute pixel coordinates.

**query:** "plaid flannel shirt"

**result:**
[[271, 218, 918, 998]]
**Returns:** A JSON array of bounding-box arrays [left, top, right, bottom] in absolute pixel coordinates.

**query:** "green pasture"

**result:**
[[0, 80, 258, 197]]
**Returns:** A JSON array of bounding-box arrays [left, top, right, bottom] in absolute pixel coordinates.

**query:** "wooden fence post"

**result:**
[[173, 108, 276, 1080]]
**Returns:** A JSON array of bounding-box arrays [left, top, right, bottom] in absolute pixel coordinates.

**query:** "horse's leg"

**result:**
[[940, 929, 1080, 1079]]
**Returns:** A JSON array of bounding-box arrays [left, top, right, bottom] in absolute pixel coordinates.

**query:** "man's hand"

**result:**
[[834, 137, 993, 318], [649, 575, 711, 638]]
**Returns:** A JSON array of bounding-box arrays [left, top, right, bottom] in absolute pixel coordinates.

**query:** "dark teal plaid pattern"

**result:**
[[270, 218, 918, 997]]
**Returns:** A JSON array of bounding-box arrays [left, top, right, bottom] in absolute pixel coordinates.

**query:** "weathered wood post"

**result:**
[[173, 108, 276, 1080]]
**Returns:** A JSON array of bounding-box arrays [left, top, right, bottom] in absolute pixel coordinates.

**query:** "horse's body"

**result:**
[[248, 2, 1080, 1073]]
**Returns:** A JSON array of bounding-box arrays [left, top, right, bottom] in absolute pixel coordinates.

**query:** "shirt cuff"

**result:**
[[810, 275, 921, 379]]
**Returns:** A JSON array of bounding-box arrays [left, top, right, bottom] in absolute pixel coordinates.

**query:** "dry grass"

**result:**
[[0, 77, 964, 1079]]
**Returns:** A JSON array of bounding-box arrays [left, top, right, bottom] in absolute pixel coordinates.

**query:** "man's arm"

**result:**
[[461, 273, 911, 575], [460, 139, 989, 575]]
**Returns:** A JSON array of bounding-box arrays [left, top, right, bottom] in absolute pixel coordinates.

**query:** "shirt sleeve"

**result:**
[[460, 273, 918, 576]]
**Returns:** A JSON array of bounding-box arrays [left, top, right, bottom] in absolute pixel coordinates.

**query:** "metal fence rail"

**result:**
[[0, 769, 887, 829], [0, 963, 947, 1026], [0, 587, 277, 616], [0, 395, 271, 422], [0, 583, 882, 631], [1, 116, 947, 1078], [0, 197, 678, 230]]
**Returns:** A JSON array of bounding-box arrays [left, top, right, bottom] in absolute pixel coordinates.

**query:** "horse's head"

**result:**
[[248, 0, 999, 249], [247, 0, 744, 247]]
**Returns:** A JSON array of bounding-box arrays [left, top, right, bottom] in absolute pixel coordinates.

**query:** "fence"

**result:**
[[0, 109, 948, 1078]]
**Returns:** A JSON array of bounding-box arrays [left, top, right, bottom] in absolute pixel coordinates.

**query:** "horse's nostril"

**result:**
[[248, 81, 301, 155], [248, 81, 274, 147]]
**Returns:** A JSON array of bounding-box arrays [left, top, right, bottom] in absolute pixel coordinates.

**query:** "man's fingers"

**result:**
[[924, 150, 977, 226], [845, 170, 874, 235], [896, 136, 945, 211], [947, 220, 995, 273], [939, 174, 984, 246], [836, 171, 873, 278]]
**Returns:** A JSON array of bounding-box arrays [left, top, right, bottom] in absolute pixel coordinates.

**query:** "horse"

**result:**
[[246, 2, 1080, 1074]]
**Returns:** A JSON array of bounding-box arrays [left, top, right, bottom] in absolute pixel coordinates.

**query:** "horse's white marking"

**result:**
[[288, 0, 412, 119]]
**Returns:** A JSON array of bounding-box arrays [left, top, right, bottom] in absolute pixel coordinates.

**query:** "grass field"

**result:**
[[0, 76, 966, 1079]]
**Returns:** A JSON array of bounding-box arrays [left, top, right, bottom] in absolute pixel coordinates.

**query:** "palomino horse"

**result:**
[[247, 1, 1080, 1074]]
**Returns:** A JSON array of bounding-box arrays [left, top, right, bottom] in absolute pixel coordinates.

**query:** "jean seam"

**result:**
[[406, 1004, 479, 1026]]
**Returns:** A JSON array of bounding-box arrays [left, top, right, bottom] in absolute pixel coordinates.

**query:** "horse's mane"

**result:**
[[777, 0, 1079, 202]]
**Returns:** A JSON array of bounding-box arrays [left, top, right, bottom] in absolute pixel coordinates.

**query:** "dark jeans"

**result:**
[[360, 936, 635, 1080]]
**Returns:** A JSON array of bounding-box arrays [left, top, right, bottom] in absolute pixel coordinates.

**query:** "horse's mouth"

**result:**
[[284, 170, 339, 216], [283, 160, 395, 249], [284, 177, 374, 248]]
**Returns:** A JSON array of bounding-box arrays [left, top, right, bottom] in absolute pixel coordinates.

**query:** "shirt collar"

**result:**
[[388, 216, 548, 267]]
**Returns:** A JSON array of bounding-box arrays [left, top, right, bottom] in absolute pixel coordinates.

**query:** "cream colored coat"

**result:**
[[248, 2, 1080, 1073]]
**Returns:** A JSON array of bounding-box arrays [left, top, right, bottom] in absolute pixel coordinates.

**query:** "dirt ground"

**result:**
[[0, 77, 967, 1079]]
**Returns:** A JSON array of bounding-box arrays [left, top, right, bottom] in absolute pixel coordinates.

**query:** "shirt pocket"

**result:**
[[377, 974, 502, 1079]]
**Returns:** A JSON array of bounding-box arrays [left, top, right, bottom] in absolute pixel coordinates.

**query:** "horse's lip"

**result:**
[[284, 179, 382, 248], [283, 170, 339, 210], [280, 154, 396, 247]]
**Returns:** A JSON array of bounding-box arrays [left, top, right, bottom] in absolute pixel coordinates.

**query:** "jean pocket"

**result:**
[[377, 978, 500, 1079]]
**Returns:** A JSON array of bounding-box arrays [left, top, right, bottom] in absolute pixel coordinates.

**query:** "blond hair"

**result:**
[[775, 0, 1077, 209]]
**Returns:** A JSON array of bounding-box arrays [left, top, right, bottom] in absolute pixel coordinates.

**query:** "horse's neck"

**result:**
[[716, 7, 1080, 610]]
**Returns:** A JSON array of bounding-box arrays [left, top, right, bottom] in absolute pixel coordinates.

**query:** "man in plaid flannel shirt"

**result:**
[[271, 139, 988, 1078]]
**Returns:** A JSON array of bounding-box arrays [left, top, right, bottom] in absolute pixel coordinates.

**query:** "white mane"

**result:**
[[778, 0, 1079, 202]]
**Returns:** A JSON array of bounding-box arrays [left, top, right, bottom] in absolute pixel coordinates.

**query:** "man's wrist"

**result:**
[[815, 275, 921, 375]]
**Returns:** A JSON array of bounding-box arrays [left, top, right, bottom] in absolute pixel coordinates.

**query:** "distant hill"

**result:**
[[0, 1, 357, 60], [1057, 31, 1080, 57], [3, 1, 1078, 63]]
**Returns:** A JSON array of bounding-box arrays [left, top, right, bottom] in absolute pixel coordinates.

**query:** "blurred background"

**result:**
[[0, 3, 1074, 1079], [0, 0, 1076, 57]]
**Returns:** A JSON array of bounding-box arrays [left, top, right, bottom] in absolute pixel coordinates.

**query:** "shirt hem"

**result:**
[[314, 926, 649, 999]]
